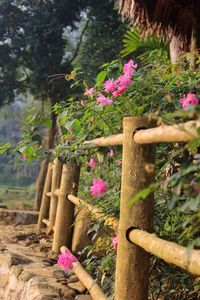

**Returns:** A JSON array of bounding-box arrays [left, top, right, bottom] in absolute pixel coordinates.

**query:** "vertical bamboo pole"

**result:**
[[37, 163, 53, 233], [115, 117, 156, 300], [52, 160, 80, 253], [34, 159, 48, 211], [49, 158, 63, 232]]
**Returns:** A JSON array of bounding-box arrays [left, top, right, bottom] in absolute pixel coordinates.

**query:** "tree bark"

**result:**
[[47, 95, 57, 149], [169, 35, 182, 64], [34, 94, 57, 211]]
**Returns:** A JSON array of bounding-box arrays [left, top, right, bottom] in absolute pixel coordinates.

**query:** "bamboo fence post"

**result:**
[[34, 159, 49, 211], [52, 160, 80, 253], [49, 158, 63, 232], [37, 163, 53, 233], [114, 117, 156, 300]]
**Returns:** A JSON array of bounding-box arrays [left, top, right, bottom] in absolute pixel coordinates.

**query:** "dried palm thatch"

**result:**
[[118, 0, 200, 50]]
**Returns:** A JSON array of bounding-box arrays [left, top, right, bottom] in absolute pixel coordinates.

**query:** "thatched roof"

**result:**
[[118, 0, 200, 49]]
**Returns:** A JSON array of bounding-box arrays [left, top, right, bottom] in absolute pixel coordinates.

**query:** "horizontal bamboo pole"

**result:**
[[67, 194, 119, 230], [42, 218, 50, 227], [54, 189, 61, 196], [134, 120, 200, 144], [60, 246, 107, 300], [128, 229, 200, 276], [84, 133, 123, 147]]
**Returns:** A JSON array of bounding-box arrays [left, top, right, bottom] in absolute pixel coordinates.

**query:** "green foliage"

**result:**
[[1, 22, 200, 296], [121, 27, 169, 58], [73, 0, 127, 84], [52, 53, 199, 298]]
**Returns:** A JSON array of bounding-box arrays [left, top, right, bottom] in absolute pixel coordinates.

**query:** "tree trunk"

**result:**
[[47, 95, 57, 149], [169, 35, 182, 64], [189, 19, 197, 70], [34, 94, 57, 211]]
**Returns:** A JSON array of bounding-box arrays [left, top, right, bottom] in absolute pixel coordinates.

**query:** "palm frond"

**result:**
[[121, 28, 169, 58]]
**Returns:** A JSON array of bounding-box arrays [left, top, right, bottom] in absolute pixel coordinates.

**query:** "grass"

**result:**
[[0, 183, 35, 209]]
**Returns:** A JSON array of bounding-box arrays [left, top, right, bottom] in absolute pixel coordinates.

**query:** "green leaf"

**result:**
[[32, 133, 42, 144], [96, 70, 107, 83], [43, 118, 52, 128], [0, 143, 12, 154], [72, 119, 81, 134], [65, 120, 75, 130], [129, 183, 157, 206]]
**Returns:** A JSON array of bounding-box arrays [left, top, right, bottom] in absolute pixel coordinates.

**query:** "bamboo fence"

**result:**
[[37, 117, 200, 300], [60, 246, 107, 300]]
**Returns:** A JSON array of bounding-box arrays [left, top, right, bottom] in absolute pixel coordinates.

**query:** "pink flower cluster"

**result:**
[[104, 59, 137, 99], [84, 87, 95, 96], [57, 250, 77, 271], [111, 235, 118, 249], [179, 93, 199, 110], [97, 93, 113, 106], [85, 59, 137, 107], [88, 158, 96, 168], [90, 178, 107, 196]]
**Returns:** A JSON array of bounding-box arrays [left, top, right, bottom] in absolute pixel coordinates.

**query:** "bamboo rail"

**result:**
[[84, 133, 123, 147], [83, 120, 200, 148], [36, 116, 200, 300], [67, 194, 119, 230], [134, 120, 200, 144], [60, 246, 107, 300], [128, 229, 200, 276], [48, 191, 119, 230], [42, 218, 50, 227]]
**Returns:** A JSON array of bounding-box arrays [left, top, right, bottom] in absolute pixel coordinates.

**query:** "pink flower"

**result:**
[[23, 154, 28, 161], [116, 75, 133, 89], [111, 235, 118, 249], [90, 178, 107, 196], [112, 87, 126, 97], [97, 93, 113, 107], [104, 79, 117, 93], [88, 158, 96, 168], [108, 149, 114, 157], [112, 75, 133, 97], [123, 59, 137, 77], [57, 250, 77, 271], [179, 93, 199, 110], [84, 87, 95, 96]]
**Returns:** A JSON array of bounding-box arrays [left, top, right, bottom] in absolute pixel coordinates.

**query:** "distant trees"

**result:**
[[0, 0, 127, 146], [74, 0, 127, 84]]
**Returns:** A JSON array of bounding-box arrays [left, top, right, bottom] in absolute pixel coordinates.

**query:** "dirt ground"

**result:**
[[0, 224, 91, 300]]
